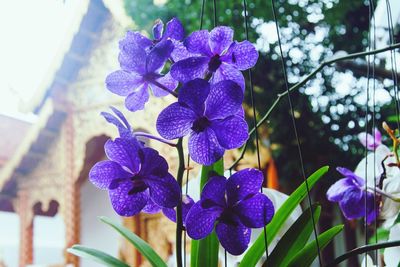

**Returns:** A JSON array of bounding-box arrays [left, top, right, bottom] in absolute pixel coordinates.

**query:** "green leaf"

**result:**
[[191, 158, 224, 267], [199, 158, 224, 189], [190, 239, 199, 267], [394, 213, 400, 225], [239, 166, 329, 267], [100, 216, 167, 267], [265, 204, 321, 267], [287, 225, 344, 267], [369, 227, 390, 244], [67, 245, 129, 267], [387, 115, 399, 123], [369, 227, 390, 253]]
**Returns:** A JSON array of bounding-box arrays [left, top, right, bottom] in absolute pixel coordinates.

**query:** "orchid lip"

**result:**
[[191, 116, 211, 133], [208, 54, 222, 72]]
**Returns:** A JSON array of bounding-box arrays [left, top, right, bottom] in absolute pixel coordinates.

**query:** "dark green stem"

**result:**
[[175, 138, 185, 267], [228, 42, 400, 170], [326, 240, 400, 266]]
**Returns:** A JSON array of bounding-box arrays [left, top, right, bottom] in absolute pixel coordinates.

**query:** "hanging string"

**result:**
[[242, 0, 270, 261], [270, 0, 322, 266], [213, 0, 217, 27], [199, 0, 206, 30], [183, 153, 191, 267], [182, 3, 206, 266], [363, 0, 373, 264], [368, 0, 378, 263]]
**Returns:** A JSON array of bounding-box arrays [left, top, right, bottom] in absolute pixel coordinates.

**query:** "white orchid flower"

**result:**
[[361, 254, 377, 267], [354, 144, 400, 225], [384, 223, 400, 267]]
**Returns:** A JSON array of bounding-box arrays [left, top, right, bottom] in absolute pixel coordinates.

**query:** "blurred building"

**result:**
[[0, 0, 179, 266], [0, 0, 282, 266]]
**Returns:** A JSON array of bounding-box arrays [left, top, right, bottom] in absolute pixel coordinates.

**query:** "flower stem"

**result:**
[[367, 185, 400, 202], [151, 79, 178, 97], [383, 121, 400, 167], [326, 240, 400, 267], [134, 132, 177, 147], [175, 138, 185, 267]]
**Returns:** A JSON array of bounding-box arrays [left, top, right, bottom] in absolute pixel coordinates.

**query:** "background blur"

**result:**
[[0, 0, 399, 266]]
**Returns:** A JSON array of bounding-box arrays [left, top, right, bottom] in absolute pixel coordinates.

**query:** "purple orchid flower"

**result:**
[[89, 137, 181, 216], [326, 167, 377, 224], [357, 128, 382, 151], [162, 195, 195, 226], [119, 17, 187, 62], [106, 39, 178, 112], [101, 106, 133, 139], [185, 169, 274, 255], [170, 26, 259, 90], [156, 78, 248, 165], [101, 106, 177, 147]]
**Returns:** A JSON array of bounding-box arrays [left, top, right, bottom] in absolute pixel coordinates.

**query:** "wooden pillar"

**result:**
[[65, 182, 81, 266], [64, 110, 81, 266], [18, 190, 33, 267]]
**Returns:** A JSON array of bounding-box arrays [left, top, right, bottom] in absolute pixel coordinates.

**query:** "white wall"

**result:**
[[80, 180, 122, 267], [33, 215, 65, 265], [0, 211, 19, 267]]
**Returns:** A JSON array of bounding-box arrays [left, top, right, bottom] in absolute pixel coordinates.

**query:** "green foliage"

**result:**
[[239, 166, 329, 267], [67, 245, 130, 267], [286, 225, 344, 267], [369, 227, 390, 244], [100, 216, 167, 267], [265, 204, 322, 267], [191, 159, 224, 267]]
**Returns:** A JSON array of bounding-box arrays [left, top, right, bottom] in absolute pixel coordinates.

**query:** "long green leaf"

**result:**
[[191, 158, 224, 267], [67, 245, 129, 267], [239, 166, 329, 267], [264, 204, 321, 267], [287, 225, 344, 267], [100, 216, 167, 267], [190, 239, 199, 267]]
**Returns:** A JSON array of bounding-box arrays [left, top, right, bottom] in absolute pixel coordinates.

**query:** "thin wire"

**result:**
[[183, 3, 206, 266], [270, 1, 322, 266], [185, 154, 191, 195], [224, 248, 228, 267], [183, 153, 191, 267], [226, 169, 232, 267], [199, 0, 206, 30], [213, 0, 217, 27], [364, 0, 373, 264], [242, 0, 269, 261], [368, 0, 378, 262]]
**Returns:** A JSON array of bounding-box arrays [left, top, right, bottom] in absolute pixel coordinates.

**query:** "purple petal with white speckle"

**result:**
[[157, 102, 197, 139], [215, 221, 251, 255], [188, 128, 225, 165], [185, 202, 222, 239]]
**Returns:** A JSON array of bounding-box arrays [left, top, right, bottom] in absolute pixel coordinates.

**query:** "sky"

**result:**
[[0, 0, 81, 121]]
